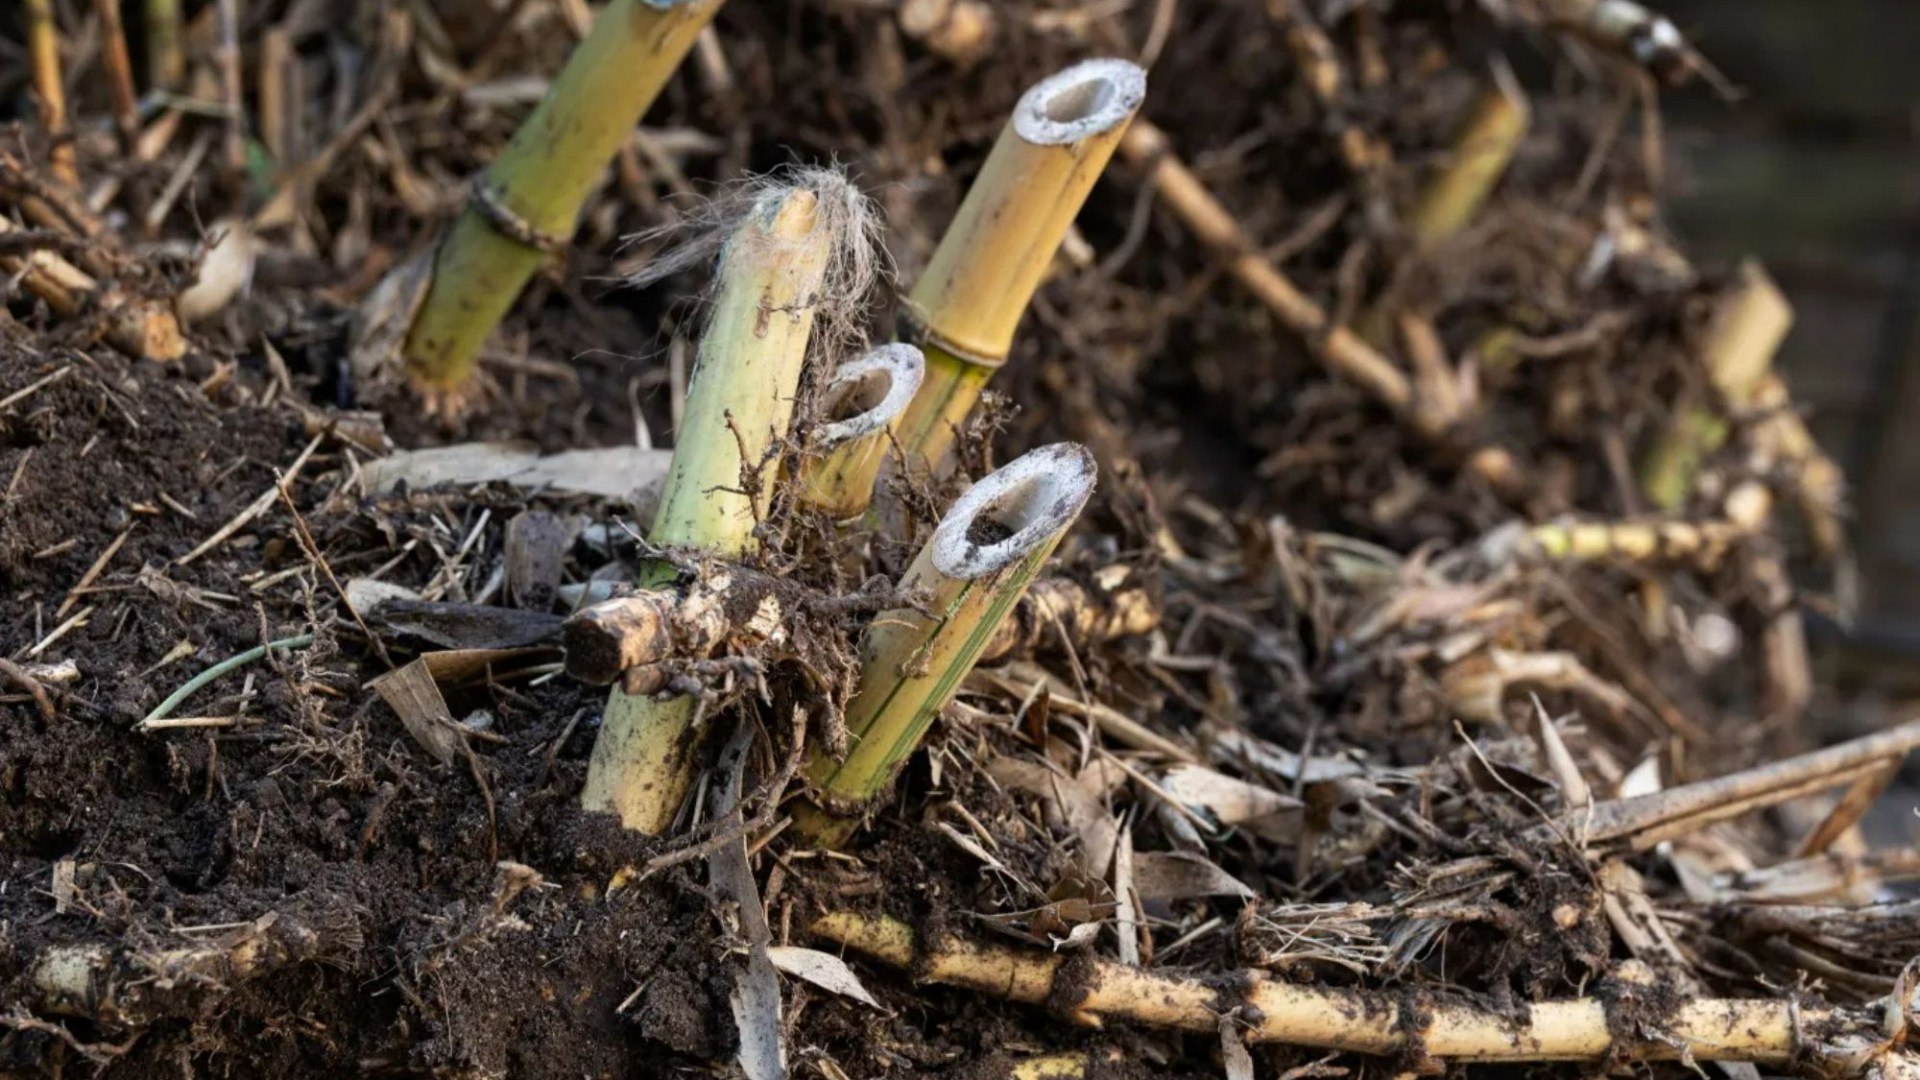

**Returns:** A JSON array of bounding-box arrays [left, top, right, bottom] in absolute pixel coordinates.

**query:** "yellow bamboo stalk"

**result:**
[[1640, 260, 1793, 510], [402, 0, 725, 389], [795, 444, 1097, 845], [95, 0, 141, 143], [813, 911, 1887, 1065], [146, 0, 186, 91], [1751, 372, 1846, 559], [891, 59, 1145, 472], [1410, 80, 1529, 251], [24, 0, 76, 188], [797, 343, 925, 518], [581, 187, 832, 834]]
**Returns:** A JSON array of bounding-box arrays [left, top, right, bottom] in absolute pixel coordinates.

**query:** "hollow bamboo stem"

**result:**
[[146, 0, 186, 91], [0, 215, 186, 361], [795, 444, 1097, 845], [1640, 261, 1792, 510], [1410, 81, 1529, 251], [798, 343, 925, 517], [891, 60, 1145, 472], [581, 187, 831, 835], [402, 0, 725, 389], [812, 911, 1885, 1065], [24, 0, 76, 188]]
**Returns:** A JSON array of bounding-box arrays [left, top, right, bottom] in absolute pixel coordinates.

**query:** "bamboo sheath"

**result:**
[[404, 0, 723, 388], [796, 444, 1097, 843], [887, 60, 1145, 473], [581, 189, 830, 834]]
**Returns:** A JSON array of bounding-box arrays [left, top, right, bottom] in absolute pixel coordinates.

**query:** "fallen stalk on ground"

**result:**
[[793, 443, 1098, 846], [1118, 118, 1524, 497], [811, 912, 1911, 1071]]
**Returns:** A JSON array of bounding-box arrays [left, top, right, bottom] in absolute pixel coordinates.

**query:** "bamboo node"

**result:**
[[467, 179, 570, 254]]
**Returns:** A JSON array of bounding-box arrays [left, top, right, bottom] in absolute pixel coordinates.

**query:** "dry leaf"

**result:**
[[360, 441, 671, 501], [766, 947, 885, 1010], [370, 657, 461, 765], [1160, 764, 1302, 840], [1131, 851, 1254, 900]]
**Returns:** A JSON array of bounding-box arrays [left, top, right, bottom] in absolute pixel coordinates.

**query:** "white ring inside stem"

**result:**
[[1014, 58, 1147, 147], [816, 343, 926, 449], [931, 443, 1097, 580]]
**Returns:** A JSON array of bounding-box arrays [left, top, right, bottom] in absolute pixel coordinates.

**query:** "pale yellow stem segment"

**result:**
[[403, 0, 725, 389], [795, 444, 1096, 846], [1410, 82, 1529, 250], [814, 911, 1870, 1065], [891, 60, 1145, 472], [1640, 260, 1793, 510], [581, 189, 831, 834]]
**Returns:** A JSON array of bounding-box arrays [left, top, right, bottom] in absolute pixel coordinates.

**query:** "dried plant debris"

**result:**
[[0, 1, 1902, 1079]]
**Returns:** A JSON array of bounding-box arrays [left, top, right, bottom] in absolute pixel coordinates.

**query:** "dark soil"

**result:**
[[0, 0, 1868, 1078]]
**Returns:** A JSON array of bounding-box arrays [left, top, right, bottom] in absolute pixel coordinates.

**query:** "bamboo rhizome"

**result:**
[[579, 183, 835, 836], [797, 343, 925, 518], [890, 59, 1145, 474], [794, 443, 1097, 846], [811, 912, 1908, 1068], [399, 0, 725, 392], [1640, 260, 1793, 511]]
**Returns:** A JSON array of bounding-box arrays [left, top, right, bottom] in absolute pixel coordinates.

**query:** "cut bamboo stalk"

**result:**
[[798, 343, 925, 518], [95, 0, 142, 144], [402, 0, 725, 390], [147, 0, 187, 91], [891, 59, 1145, 472], [581, 185, 831, 835], [0, 215, 186, 361], [1410, 80, 1529, 251], [1640, 261, 1793, 510], [812, 911, 1895, 1065], [795, 444, 1097, 845], [24, 0, 77, 188]]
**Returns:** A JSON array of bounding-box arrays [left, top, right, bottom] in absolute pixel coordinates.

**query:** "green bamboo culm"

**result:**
[[794, 443, 1097, 847], [404, 0, 725, 390], [580, 185, 835, 835]]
